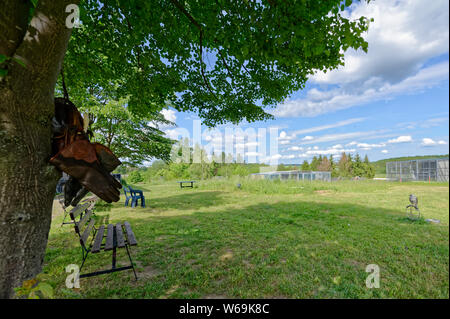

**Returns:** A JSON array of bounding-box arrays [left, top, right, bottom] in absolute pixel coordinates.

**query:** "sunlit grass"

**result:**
[[42, 179, 449, 298]]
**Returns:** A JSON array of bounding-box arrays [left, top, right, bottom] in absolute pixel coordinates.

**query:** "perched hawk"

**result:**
[[409, 194, 418, 209]]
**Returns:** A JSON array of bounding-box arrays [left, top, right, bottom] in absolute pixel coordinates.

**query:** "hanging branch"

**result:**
[[170, 0, 217, 99]]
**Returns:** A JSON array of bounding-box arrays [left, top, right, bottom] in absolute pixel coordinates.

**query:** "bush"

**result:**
[[128, 170, 144, 183]]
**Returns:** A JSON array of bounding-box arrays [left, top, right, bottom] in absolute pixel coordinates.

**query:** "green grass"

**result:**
[[42, 178, 449, 299]]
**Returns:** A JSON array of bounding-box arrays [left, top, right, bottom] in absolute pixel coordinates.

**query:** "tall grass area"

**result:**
[[42, 178, 448, 299]]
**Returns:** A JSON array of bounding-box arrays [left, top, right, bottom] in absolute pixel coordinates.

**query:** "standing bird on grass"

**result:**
[[408, 194, 418, 209], [406, 194, 420, 218]]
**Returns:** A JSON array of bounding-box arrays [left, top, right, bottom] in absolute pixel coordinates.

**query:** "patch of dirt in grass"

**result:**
[[204, 294, 228, 299], [219, 250, 233, 261], [134, 261, 163, 279], [314, 190, 333, 195], [52, 200, 65, 219], [159, 285, 180, 299], [267, 295, 291, 299], [345, 259, 365, 269], [139, 265, 162, 279]]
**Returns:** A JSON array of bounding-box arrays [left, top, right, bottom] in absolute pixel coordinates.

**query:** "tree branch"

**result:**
[[169, 0, 217, 99]]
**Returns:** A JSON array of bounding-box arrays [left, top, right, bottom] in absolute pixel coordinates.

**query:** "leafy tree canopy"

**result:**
[[61, 0, 371, 127], [84, 97, 175, 165]]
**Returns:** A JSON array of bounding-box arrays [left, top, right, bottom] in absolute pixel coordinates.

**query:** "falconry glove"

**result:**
[[50, 98, 122, 204]]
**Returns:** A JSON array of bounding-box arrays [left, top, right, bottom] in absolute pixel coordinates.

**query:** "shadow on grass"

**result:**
[[43, 198, 448, 299], [143, 191, 226, 211]]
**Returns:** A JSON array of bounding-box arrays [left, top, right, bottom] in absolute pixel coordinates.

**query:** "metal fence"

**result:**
[[250, 170, 331, 182], [386, 158, 449, 182]]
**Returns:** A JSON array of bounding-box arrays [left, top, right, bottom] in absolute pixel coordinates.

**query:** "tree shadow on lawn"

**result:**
[[44, 199, 449, 299], [138, 191, 226, 212]]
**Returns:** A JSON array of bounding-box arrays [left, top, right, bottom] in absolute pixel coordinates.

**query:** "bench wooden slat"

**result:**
[[82, 195, 98, 203], [115, 223, 126, 248], [104, 224, 115, 251], [91, 225, 105, 253], [69, 202, 90, 219], [81, 218, 95, 246], [123, 221, 137, 246], [82, 196, 99, 210], [76, 210, 93, 233]]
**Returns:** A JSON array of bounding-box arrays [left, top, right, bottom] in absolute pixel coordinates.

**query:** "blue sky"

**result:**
[[160, 0, 449, 164]]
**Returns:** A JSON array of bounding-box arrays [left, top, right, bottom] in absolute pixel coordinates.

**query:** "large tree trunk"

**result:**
[[0, 0, 78, 298]]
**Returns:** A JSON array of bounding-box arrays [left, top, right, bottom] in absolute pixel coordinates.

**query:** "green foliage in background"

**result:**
[[128, 170, 144, 184]]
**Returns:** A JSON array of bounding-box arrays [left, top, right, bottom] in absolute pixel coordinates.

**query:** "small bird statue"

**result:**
[[406, 194, 420, 218]]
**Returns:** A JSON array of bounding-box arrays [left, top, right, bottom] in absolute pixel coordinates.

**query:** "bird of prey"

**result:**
[[408, 194, 418, 209], [406, 194, 420, 218]]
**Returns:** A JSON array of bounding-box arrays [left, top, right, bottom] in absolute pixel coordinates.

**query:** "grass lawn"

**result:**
[[42, 179, 449, 298]]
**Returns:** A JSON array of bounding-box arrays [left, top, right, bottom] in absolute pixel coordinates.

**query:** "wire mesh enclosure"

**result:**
[[386, 158, 449, 182], [251, 170, 332, 182]]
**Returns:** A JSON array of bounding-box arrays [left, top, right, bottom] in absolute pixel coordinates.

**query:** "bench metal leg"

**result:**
[[125, 244, 138, 280], [80, 266, 134, 278]]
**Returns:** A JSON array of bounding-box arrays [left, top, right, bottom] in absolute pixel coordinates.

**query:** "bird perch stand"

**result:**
[[406, 194, 420, 219]]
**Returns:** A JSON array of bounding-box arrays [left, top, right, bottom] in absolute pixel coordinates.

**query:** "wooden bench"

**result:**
[[58, 194, 97, 227], [68, 198, 138, 279], [178, 181, 195, 189]]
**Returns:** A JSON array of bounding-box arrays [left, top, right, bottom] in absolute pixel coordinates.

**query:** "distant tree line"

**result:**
[[116, 138, 376, 182], [294, 153, 375, 178]]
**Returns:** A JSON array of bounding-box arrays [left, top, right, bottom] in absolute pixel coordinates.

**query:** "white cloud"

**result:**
[[245, 151, 260, 157], [381, 149, 389, 154], [421, 138, 436, 146], [272, 0, 449, 118], [160, 109, 177, 123], [274, 62, 449, 117], [288, 146, 303, 151], [164, 128, 188, 140], [356, 142, 387, 150], [302, 135, 314, 141], [387, 135, 413, 143], [299, 148, 356, 156], [291, 118, 367, 135], [154, 109, 177, 129], [421, 138, 448, 146], [301, 130, 392, 145]]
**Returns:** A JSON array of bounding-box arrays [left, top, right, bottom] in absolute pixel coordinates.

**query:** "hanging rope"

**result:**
[[60, 66, 69, 100]]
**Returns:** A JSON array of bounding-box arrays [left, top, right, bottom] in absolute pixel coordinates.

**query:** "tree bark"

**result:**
[[0, 0, 78, 298]]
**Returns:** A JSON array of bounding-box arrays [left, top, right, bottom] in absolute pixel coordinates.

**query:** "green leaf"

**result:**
[[0, 54, 7, 63], [0, 69, 8, 77], [36, 282, 54, 299]]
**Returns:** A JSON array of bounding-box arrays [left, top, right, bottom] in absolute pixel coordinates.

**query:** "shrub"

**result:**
[[128, 170, 144, 183]]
